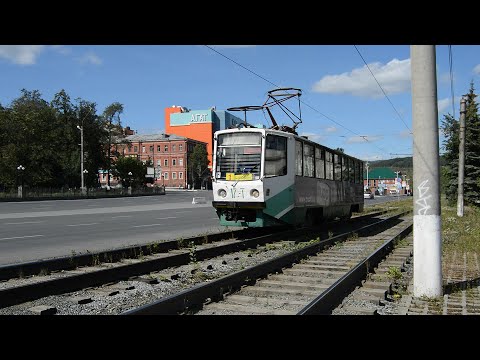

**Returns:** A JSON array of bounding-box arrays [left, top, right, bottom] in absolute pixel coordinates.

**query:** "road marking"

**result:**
[[133, 223, 164, 228], [0, 234, 44, 241], [111, 215, 132, 219], [156, 217, 177, 220], [4, 221, 45, 225], [66, 223, 99, 227]]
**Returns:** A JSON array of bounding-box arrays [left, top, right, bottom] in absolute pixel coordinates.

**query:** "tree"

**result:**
[[188, 144, 209, 189], [101, 102, 126, 187], [463, 83, 480, 205], [111, 156, 147, 188], [441, 81, 480, 207]]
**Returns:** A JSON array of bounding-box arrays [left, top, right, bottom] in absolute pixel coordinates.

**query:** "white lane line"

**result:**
[[0, 234, 44, 241], [66, 223, 99, 227], [4, 221, 45, 225], [156, 217, 177, 220], [112, 215, 132, 219], [133, 223, 164, 228]]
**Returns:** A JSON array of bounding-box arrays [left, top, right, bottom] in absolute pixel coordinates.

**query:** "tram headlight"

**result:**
[[218, 189, 227, 198], [250, 189, 260, 198]]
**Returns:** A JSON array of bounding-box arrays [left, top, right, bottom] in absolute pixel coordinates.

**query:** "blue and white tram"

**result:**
[[212, 127, 364, 227]]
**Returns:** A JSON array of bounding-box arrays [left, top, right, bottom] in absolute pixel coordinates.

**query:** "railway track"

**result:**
[[0, 210, 395, 314], [124, 210, 412, 315]]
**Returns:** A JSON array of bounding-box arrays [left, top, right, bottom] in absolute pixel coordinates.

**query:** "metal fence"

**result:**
[[0, 186, 166, 201]]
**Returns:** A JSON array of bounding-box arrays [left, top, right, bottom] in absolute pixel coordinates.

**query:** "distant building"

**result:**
[[364, 167, 400, 193], [100, 133, 207, 188], [165, 105, 254, 170]]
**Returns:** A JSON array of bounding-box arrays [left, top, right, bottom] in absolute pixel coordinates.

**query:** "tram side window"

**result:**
[[334, 154, 342, 181], [295, 140, 303, 176], [325, 151, 333, 180], [303, 143, 314, 177], [349, 158, 355, 183], [315, 147, 325, 179], [355, 161, 361, 184], [265, 135, 287, 176], [342, 156, 348, 181]]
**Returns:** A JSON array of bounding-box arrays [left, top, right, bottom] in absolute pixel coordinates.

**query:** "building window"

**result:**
[[142, 146, 146, 153], [164, 145, 168, 152], [134, 146, 138, 152], [172, 159, 176, 166], [172, 144, 176, 152], [128, 145, 132, 152], [325, 151, 333, 180], [157, 160, 161, 166], [179, 158, 183, 166], [164, 159, 168, 167], [172, 172, 177, 179], [157, 145, 161, 152], [179, 144, 183, 151], [179, 172, 183, 179], [334, 154, 342, 181], [164, 172, 168, 180]]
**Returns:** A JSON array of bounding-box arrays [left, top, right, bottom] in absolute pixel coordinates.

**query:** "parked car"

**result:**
[[364, 189, 374, 199]]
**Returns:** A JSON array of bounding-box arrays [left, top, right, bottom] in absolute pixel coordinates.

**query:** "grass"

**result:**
[[442, 203, 480, 255]]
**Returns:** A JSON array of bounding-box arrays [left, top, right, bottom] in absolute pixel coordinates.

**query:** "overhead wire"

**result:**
[[204, 45, 389, 155]]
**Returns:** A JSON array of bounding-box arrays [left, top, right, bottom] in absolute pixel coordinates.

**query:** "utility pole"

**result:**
[[77, 125, 85, 195], [411, 45, 442, 298], [457, 96, 467, 217]]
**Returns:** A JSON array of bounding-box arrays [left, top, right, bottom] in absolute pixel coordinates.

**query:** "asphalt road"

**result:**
[[0, 190, 225, 266], [0, 191, 409, 267]]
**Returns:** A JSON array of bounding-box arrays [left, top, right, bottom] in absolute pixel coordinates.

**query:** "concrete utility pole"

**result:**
[[457, 96, 467, 217], [411, 45, 443, 298]]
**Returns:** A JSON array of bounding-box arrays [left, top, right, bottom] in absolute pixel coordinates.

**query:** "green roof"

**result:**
[[364, 167, 397, 179]]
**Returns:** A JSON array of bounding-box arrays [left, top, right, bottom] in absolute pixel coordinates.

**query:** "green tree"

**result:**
[[464, 83, 480, 205], [111, 156, 147, 188], [101, 102, 126, 186], [188, 144, 209, 189], [441, 82, 480, 207]]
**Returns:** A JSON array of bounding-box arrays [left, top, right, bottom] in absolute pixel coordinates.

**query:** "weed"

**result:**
[[386, 266, 402, 281], [38, 268, 49, 276], [189, 241, 197, 264], [92, 253, 100, 266]]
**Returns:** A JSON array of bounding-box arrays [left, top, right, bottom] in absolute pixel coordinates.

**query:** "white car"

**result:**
[[364, 190, 374, 199]]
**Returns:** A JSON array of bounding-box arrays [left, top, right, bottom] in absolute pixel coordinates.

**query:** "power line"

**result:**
[[204, 45, 389, 154], [353, 45, 412, 134]]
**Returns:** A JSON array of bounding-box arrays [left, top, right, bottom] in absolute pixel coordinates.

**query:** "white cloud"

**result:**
[[474, 64, 480, 75], [78, 51, 102, 65], [325, 126, 337, 133], [50, 45, 71, 55], [312, 58, 411, 98], [438, 96, 461, 114], [299, 132, 325, 142], [346, 135, 383, 144], [0, 45, 46, 65]]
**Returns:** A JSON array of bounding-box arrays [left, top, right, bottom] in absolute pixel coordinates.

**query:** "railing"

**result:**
[[0, 186, 166, 201]]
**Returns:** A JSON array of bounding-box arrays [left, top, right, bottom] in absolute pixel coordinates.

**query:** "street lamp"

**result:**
[[77, 125, 85, 195], [17, 165, 25, 198]]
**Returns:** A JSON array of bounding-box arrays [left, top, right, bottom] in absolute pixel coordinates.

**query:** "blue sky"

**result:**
[[1, 45, 479, 161]]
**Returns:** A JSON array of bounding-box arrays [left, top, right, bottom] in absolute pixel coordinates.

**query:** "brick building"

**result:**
[[99, 133, 207, 188]]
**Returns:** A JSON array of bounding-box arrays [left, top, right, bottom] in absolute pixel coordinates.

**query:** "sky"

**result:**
[[1, 44, 479, 162]]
